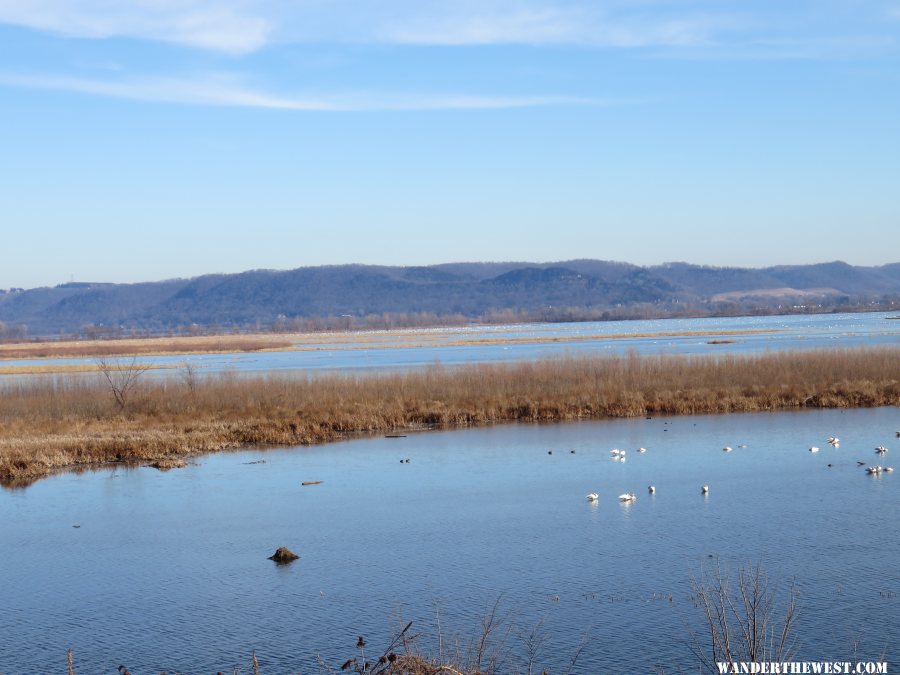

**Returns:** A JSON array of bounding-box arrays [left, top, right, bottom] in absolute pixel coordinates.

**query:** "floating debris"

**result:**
[[385, 434, 407, 438], [301, 480, 323, 486]]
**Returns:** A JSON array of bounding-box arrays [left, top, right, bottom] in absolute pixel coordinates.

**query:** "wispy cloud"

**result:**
[[0, 0, 894, 59], [0, 0, 730, 52], [381, 6, 724, 47], [0, 71, 608, 111], [0, 0, 271, 54]]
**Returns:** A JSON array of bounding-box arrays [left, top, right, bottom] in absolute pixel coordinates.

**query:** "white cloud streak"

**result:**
[[0, 0, 271, 53], [381, 7, 723, 47], [0, 72, 607, 111], [0, 0, 893, 57], [0, 0, 728, 52]]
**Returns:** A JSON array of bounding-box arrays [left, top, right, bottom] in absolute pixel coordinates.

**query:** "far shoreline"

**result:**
[[0, 307, 896, 363]]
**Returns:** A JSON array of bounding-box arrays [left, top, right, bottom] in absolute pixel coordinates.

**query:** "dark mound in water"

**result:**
[[268, 547, 300, 564], [148, 458, 188, 471]]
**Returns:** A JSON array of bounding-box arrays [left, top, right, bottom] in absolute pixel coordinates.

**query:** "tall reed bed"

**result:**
[[1, 349, 898, 485]]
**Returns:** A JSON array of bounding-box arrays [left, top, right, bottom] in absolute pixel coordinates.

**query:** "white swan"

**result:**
[[701, 485, 709, 494], [618, 493, 636, 502], [809, 447, 820, 453], [866, 466, 883, 475], [884, 467, 894, 473], [586, 493, 599, 502], [637, 447, 647, 453], [723, 446, 733, 453], [648, 485, 656, 494], [610, 449, 622, 457], [828, 437, 839, 445], [875, 446, 888, 455]]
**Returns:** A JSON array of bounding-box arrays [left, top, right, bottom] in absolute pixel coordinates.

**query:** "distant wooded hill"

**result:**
[[1, 260, 899, 337]]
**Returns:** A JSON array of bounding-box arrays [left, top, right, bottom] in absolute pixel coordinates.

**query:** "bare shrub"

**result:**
[[688, 562, 799, 673], [96, 357, 151, 411]]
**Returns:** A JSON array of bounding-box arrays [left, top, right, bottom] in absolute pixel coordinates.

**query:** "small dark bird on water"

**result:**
[[548, 450, 552, 455], [118, 666, 131, 675]]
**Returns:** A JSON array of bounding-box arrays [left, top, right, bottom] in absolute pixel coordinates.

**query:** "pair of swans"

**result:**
[[585, 492, 638, 502]]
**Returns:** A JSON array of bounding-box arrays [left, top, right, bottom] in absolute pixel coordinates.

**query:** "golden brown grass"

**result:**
[[0, 363, 174, 375], [1, 348, 898, 486], [0, 334, 294, 360]]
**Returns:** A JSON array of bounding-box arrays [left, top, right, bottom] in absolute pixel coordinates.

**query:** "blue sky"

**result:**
[[1, 1, 899, 289]]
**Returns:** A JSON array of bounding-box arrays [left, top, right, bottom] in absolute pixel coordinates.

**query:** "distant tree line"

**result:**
[[3, 293, 896, 344], [0, 321, 28, 342]]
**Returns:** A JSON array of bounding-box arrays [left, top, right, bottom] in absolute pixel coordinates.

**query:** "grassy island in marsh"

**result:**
[[1, 348, 898, 486]]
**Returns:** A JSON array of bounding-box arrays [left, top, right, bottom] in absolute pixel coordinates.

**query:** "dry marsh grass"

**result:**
[[1, 349, 898, 486], [0, 334, 294, 360]]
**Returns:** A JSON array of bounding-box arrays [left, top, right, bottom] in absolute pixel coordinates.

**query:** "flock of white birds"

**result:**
[[585, 430, 897, 504]]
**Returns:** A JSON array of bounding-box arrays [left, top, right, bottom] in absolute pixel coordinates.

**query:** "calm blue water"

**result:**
[[3, 311, 899, 376], [1, 408, 898, 673]]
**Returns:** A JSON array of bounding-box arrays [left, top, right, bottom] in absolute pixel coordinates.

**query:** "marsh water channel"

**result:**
[[3, 311, 900, 376], [1, 407, 898, 673]]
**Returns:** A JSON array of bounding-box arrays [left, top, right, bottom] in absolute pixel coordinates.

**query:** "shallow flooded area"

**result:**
[[2, 311, 899, 377], [1, 407, 897, 673]]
